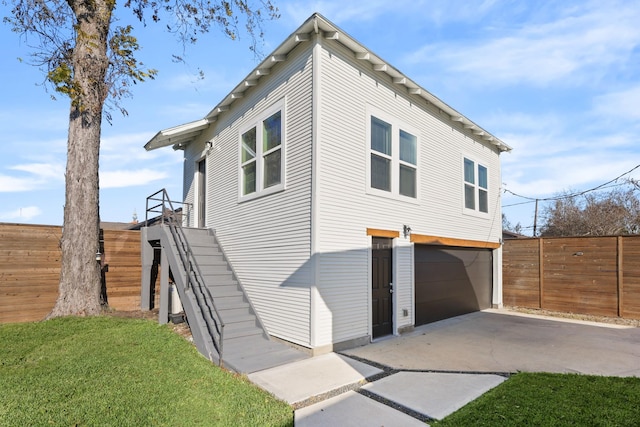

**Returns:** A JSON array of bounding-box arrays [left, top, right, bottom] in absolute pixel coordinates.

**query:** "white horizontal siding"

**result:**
[[182, 42, 314, 347], [314, 41, 504, 344], [394, 241, 413, 329]]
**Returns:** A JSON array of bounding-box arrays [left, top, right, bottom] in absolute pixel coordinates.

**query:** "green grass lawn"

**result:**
[[0, 316, 293, 426], [435, 372, 640, 426], [3, 317, 640, 426]]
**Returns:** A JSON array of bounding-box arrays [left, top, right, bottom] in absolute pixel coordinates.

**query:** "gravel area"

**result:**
[[505, 306, 640, 327]]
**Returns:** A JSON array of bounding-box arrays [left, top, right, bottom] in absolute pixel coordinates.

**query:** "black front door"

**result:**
[[372, 237, 393, 338]]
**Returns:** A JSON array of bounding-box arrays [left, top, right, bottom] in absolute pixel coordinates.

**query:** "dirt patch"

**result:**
[[505, 306, 640, 327]]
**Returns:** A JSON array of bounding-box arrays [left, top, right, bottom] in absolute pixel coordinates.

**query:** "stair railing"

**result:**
[[146, 189, 225, 366]]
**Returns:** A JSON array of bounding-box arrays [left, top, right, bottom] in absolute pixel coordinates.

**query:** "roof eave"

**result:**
[[144, 119, 210, 151], [145, 12, 512, 153]]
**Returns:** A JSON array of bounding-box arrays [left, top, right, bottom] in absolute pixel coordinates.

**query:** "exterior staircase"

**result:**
[[142, 190, 308, 373]]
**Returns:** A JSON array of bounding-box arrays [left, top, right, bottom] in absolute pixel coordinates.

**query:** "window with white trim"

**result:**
[[240, 103, 284, 199], [369, 114, 418, 199], [464, 157, 488, 213]]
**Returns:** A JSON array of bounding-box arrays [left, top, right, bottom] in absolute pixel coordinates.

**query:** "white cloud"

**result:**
[[0, 206, 42, 221], [592, 85, 640, 121], [158, 103, 212, 122], [0, 163, 65, 192], [11, 163, 65, 180], [100, 169, 168, 188], [405, 2, 640, 87], [99, 132, 184, 171], [0, 174, 40, 192], [100, 132, 156, 162], [502, 135, 640, 198], [283, 1, 394, 24], [282, 0, 503, 26]]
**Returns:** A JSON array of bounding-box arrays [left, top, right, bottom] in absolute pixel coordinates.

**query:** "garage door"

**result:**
[[415, 245, 492, 326]]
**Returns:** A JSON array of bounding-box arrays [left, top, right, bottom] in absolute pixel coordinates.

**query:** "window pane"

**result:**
[[242, 127, 256, 162], [479, 189, 488, 213], [399, 165, 416, 198], [242, 162, 256, 195], [464, 158, 475, 184], [464, 184, 475, 209], [263, 111, 281, 152], [478, 165, 488, 189], [399, 130, 417, 165], [371, 116, 391, 155], [263, 149, 281, 188], [371, 153, 391, 191]]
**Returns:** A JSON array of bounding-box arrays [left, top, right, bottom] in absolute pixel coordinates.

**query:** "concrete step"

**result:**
[[225, 347, 308, 374], [202, 275, 238, 285], [189, 246, 221, 256], [221, 335, 308, 374], [223, 335, 287, 355], [196, 258, 229, 268], [224, 324, 265, 340], [199, 267, 234, 277], [213, 295, 249, 308], [218, 306, 253, 320], [206, 284, 243, 298]]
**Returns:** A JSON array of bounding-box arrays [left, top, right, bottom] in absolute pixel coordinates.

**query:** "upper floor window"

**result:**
[[464, 157, 488, 214], [240, 102, 285, 200], [369, 112, 418, 199]]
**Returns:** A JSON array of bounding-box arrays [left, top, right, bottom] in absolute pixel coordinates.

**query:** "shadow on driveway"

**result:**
[[343, 310, 640, 377]]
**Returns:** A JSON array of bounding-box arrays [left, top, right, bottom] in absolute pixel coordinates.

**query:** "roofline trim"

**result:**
[[145, 12, 512, 153]]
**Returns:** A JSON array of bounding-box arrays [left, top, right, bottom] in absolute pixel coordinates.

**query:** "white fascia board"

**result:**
[[144, 119, 209, 151]]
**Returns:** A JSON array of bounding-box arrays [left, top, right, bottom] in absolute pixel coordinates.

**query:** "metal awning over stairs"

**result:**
[[141, 190, 308, 373]]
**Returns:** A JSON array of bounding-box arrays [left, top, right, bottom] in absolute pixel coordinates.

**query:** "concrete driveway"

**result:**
[[343, 309, 640, 377]]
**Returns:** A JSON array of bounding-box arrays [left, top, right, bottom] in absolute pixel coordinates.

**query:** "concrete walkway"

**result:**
[[248, 352, 507, 425], [247, 310, 640, 425]]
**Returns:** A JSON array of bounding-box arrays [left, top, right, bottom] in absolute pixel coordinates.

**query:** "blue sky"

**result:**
[[1, 0, 639, 234]]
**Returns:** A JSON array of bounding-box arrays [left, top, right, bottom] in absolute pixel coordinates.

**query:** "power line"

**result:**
[[501, 165, 640, 237], [502, 182, 632, 208], [503, 164, 640, 203]]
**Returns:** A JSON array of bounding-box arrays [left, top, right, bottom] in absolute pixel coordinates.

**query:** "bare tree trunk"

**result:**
[[48, 0, 112, 318]]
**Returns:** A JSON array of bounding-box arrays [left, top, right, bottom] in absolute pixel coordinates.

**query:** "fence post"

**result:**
[[538, 237, 544, 309], [618, 236, 624, 318]]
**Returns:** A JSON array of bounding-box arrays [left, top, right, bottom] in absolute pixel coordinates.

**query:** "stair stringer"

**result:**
[[157, 226, 222, 364]]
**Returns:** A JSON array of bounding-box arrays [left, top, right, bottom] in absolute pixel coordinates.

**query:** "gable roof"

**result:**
[[145, 13, 511, 152]]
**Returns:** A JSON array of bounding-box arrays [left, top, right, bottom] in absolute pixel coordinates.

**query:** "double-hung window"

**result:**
[[240, 102, 285, 200], [463, 157, 488, 214], [369, 112, 418, 199]]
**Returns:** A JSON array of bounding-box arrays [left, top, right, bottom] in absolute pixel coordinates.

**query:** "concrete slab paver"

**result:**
[[247, 353, 382, 404], [344, 310, 640, 376], [363, 372, 506, 420], [294, 391, 428, 427]]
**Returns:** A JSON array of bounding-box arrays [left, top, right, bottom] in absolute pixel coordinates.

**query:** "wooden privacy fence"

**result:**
[[503, 235, 640, 319], [0, 223, 144, 323]]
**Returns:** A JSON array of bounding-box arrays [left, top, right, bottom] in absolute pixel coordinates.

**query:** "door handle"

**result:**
[[389, 282, 393, 294]]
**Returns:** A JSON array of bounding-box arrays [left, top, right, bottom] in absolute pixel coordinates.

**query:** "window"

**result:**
[[240, 103, 285, 199], [371, 117, 392, 191], [464, 157, 488, 214], [368, 112, 418, 199]]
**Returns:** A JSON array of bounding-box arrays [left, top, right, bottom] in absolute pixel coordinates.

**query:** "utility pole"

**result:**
[[533, 199, 539, 237]]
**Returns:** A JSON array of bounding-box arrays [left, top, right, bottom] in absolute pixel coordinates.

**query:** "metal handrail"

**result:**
[[146, 189, 224, 365]]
